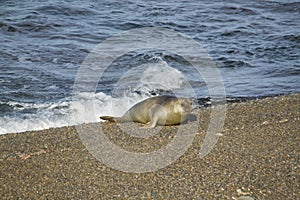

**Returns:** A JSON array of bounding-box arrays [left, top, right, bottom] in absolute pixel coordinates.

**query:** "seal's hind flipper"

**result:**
[[100, 116, 116, 122]]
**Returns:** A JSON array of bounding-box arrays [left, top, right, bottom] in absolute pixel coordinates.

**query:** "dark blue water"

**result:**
[[1, 0, 299, 134]]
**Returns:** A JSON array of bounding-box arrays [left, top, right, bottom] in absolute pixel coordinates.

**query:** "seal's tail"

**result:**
[[100, 116, 116, 122]]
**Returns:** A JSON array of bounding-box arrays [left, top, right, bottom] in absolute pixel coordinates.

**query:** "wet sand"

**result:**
[[1, 94, 299, 199]]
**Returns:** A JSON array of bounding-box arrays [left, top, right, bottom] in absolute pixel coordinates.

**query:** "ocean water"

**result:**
[[1, 0, 299, 134]]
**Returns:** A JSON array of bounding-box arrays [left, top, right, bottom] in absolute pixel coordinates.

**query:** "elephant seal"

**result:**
[[100, 95, 192, 128]]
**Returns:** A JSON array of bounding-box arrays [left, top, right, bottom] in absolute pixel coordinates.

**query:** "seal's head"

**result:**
[[174, 98, 192, 115], [159, 97, 192, 126]]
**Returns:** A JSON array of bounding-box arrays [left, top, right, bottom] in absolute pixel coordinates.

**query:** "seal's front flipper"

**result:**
[[140, 105, 162, 128], [140, 120, 158, 129]]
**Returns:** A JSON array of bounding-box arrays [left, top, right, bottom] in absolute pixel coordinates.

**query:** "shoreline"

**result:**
[[0, 92, 296, 136], [1, 93, 299, 199]]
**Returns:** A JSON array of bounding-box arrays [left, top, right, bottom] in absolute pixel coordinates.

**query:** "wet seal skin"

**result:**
[[100, 95, 192, 128]]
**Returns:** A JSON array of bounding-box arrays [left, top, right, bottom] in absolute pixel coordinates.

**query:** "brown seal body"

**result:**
[[100, 95, 192, 128]]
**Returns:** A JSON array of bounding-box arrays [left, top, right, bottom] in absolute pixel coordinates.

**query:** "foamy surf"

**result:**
[[0, 92, 150, 135], [0, 59, 192, 134]]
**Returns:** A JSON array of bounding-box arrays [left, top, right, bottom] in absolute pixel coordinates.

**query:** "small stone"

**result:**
[[262, 120, 270, 125], [236, 196, 254, 200], [279, 119, 288, 123], [236, 188, 250, 196]]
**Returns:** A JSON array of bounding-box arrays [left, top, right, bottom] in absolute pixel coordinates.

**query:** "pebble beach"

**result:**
[[1, 94, 299, 199]]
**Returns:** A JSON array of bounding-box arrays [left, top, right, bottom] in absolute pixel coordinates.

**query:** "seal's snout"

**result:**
[[181, 100, 193, 113]]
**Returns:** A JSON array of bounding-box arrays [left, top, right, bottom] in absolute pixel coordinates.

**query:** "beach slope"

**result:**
[[1, 94, 299, 199]]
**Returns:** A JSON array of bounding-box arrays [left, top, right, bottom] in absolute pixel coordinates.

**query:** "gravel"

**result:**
[[1, 94, 299, 199]]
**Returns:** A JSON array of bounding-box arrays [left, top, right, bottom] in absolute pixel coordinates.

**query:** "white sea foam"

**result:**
[[0, 92, 148, 135], [0, 59, 189, 134], [112, 59, 189, 96], [135, 60, 186, 92]]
